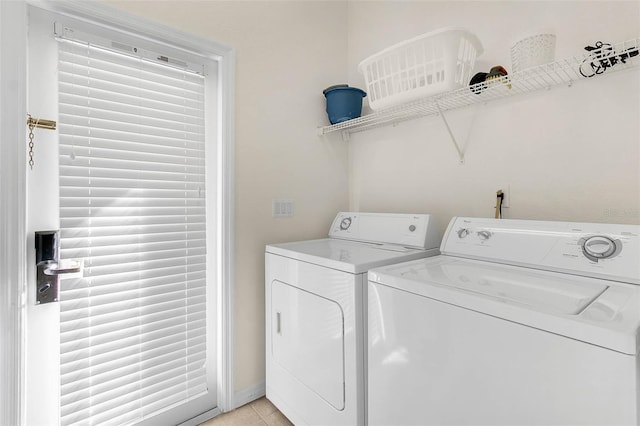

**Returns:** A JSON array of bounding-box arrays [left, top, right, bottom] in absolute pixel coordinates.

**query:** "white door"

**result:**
[[25, 6, 219, 425]]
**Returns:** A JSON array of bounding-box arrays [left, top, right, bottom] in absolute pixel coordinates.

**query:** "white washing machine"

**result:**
[[368, 217, 640, 426], [265, 212, 440, 425]]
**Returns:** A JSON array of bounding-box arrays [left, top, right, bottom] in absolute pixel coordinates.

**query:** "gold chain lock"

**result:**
[[26, 114, 57, 169]]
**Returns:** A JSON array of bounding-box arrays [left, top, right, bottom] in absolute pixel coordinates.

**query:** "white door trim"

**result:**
[[22, 0, 236, 417], [0, 2, 28, 425]]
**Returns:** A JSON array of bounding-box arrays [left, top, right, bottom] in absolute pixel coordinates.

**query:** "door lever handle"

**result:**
[[35, 231, 83, 305], [42, 260, 82, 276]]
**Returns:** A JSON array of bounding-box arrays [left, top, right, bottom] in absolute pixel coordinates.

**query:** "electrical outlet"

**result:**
[[500, 185, 510, 208]]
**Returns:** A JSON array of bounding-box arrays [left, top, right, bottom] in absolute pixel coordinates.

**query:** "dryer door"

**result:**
[[271, 280, 345, 410]]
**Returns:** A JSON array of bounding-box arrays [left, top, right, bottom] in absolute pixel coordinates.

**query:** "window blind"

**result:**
[[57, 38, 207, 426]]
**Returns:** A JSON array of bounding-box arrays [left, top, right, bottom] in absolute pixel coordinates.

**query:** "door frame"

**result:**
[[0, 0, 236, 423], [0, 2, 28, 425]]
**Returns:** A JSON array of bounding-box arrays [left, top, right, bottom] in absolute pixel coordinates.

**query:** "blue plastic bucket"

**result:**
[[323, 85, 367, 124]]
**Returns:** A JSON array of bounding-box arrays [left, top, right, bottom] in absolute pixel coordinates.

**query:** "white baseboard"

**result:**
[[233, 381, 266, 410]]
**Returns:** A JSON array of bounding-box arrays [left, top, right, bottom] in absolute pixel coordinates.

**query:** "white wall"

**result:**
[[105, 0, 640, 403], [105, 0, 350, 394], [347, 1, 640, 236]]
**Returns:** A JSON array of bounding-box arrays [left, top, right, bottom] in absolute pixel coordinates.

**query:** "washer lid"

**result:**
[[266, 238, 437, 274], [369, 256, 640, 355]]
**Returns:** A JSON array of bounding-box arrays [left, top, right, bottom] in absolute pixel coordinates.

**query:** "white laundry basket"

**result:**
[[358, 27, 483, 110]]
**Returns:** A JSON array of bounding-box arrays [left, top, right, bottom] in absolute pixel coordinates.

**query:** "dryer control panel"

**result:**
[[442, 217, 640, 285], [329, 212, 440, 249]]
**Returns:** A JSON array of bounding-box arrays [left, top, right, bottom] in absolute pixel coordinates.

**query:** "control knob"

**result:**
[[340, 217, 352, 231], [579, 235, 622, 262], [477, 230, 492, 241], [457, 228, 470, 238]]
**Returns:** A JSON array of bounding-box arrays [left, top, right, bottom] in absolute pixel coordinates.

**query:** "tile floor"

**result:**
[[199, 397, 293, 426]]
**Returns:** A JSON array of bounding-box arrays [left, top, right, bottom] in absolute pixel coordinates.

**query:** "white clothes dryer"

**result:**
[[367, 217, 640, 426], [265, 212, 440, 426]]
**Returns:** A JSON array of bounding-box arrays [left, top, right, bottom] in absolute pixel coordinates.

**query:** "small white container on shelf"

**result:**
[[358, 27, 483, 111], [510, 34, 556, 72]]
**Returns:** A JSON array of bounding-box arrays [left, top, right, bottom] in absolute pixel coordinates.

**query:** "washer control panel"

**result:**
[[329, 212, 440, 249], [456, 228, 494, 241], [442, 217, 640, 285]]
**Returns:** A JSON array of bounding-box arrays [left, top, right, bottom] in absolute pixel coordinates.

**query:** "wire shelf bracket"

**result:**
[[436, 101, 465, 164]]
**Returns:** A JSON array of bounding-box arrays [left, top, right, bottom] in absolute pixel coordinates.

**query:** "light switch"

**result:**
[[272, 199, 294, 218]]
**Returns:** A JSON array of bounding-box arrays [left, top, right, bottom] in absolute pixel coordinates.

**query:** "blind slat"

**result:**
[[61, 326, 207, 369], [59, 88, 204, 118], [61, 326, 206, 375], [60, 292, 207, 324], [61, 348, 207, 406], [62, 270, 206, 294], [62, 366, 207, 425], [61, 339, 206, 390], [59, 128, 205, 150], [60, 101, 204, 128], [60, 266, 206, 290]]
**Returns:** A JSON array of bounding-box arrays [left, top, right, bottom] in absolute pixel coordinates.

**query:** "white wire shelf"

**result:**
[[318, 37, 640, 139]]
